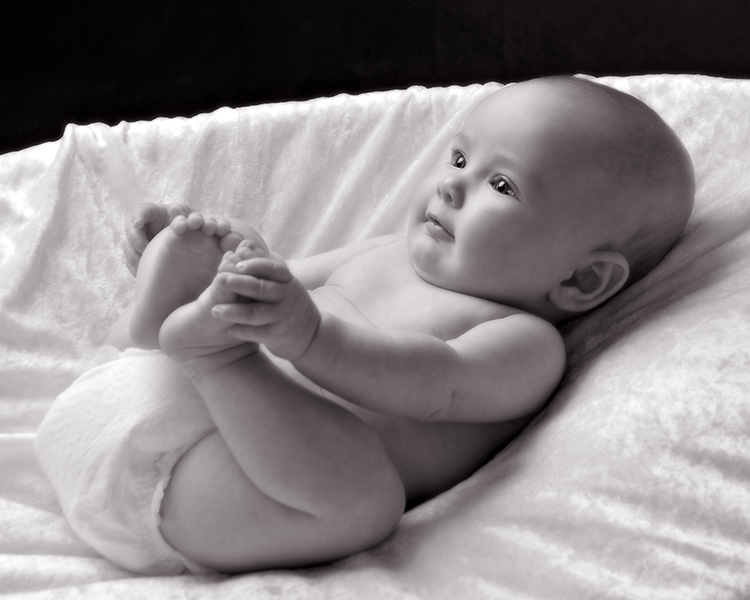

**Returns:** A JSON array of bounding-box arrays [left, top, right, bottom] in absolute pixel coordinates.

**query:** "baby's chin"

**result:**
[[406, 244, 447, 288], [407, 252, 473, 298], [406, 232, 438, 275]]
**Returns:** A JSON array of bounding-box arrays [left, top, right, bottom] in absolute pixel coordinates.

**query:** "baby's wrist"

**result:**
[[291, 309, 337, 366], [285, 307, 322, 363]]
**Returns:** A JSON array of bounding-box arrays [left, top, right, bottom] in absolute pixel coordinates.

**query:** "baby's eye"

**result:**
[[491, 178, 516, 197], [450, 150, 466, 169]]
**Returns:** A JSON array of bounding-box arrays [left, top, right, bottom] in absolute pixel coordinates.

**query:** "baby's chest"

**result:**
[[323, 248, 510, 339]]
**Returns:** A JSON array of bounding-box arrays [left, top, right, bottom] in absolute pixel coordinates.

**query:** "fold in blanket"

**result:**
[[2, 76, 750, 599]]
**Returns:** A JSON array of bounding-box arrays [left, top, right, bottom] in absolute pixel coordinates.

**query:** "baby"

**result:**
[[36, 76, 694, 576]]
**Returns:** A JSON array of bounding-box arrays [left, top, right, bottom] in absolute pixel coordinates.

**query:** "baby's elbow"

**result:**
[[542, 330, 566, 394], [424, 387, 459, 422], [520, 335, 566, 417]]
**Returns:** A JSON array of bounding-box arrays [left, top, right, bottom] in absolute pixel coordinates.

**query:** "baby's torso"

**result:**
[[299, 239, 532, 506], [312, 238, 511, 337]]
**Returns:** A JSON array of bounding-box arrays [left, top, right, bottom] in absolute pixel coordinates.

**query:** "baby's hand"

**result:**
[[212, 258, 321, 361], [123, 202, 192, 275]]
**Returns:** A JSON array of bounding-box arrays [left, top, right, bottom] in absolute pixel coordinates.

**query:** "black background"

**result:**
[[2, 0, 749, 154]]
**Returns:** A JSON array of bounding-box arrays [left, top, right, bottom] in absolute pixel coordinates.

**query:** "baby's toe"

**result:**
[[166, 204, 188, 219], [200, 218, 218, 236], [169, 215, 189, 234], [185, 212, 205, 230], [215, 219, 232, 237]]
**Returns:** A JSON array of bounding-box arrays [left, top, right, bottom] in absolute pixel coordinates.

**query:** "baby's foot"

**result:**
[[158, 240, 268, 378], [130, 202, 193, 245], [128, 215, 245, 349], [125, 203, 193, 275]]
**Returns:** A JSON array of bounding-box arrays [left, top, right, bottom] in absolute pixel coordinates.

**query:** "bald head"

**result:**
[[531, 76, 695, 285]]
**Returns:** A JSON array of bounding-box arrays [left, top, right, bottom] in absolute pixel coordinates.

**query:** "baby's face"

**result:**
[[407, 80, 614, 310]]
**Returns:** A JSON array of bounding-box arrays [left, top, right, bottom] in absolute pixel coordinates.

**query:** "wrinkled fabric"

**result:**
[[1, 75, 749, 599]]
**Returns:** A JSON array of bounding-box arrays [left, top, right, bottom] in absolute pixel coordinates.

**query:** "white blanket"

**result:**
[[1, 75, 749, 599]]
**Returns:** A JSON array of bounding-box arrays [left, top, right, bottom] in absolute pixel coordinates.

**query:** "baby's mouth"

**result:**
[[426, 211, 454, 238]]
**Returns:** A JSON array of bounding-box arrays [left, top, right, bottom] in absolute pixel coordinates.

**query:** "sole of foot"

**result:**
[[129, 226, 242, 349], [157, 242, 268, 378]]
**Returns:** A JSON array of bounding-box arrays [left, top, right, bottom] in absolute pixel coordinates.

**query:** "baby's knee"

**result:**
[[327, 453, 406, 554]]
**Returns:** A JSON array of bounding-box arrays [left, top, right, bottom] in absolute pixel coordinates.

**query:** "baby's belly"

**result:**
[[262, 349, 529, 506]]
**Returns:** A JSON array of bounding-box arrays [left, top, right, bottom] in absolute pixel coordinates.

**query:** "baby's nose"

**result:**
[[437, 173, 465, 207]]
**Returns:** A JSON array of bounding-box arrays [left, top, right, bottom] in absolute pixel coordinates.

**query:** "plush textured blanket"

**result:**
[[1, 75, 749, 599]]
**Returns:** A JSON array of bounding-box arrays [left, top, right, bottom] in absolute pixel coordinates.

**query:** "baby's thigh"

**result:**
[[159, 430, 400, 573]]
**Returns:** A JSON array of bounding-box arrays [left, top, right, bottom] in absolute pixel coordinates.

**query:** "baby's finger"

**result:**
[[235, 258, 294, 283], [218, 273, 288, 302], [212, 302, 277, 326], [224, 323, 270, 344]]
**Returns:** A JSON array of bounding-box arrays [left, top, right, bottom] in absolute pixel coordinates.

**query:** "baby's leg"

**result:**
[[128, 214, 247, 349], [157, 252, 405, 573]]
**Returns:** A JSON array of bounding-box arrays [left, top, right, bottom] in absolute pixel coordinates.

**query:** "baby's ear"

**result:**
[[548, 251, 630, 314]]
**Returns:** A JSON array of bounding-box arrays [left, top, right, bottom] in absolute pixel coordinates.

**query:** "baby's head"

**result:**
[[407, 76, 694, 323]]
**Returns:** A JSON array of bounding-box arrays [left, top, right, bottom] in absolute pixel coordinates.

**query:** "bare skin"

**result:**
[[151, 235, 403, 571], [111, 77, 694, 573], [129, 217, 244, 349], [132, 218, 538, 572]]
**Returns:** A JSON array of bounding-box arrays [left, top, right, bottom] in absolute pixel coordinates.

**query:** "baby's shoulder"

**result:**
[[460, 309, 565, 374], [482, 308, 563, 349]]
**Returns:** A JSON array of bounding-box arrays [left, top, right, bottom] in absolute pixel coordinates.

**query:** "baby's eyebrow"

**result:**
[[489, 152, 522, 171], [452, 133, 469, 147]]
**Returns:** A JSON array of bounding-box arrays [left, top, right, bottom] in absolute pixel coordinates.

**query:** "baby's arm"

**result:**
[[213, 259, 566, 423], [296, 312, 566, 423]]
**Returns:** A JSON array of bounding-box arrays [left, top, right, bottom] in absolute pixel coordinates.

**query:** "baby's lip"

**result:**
[[426, 210, 454, 238]]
